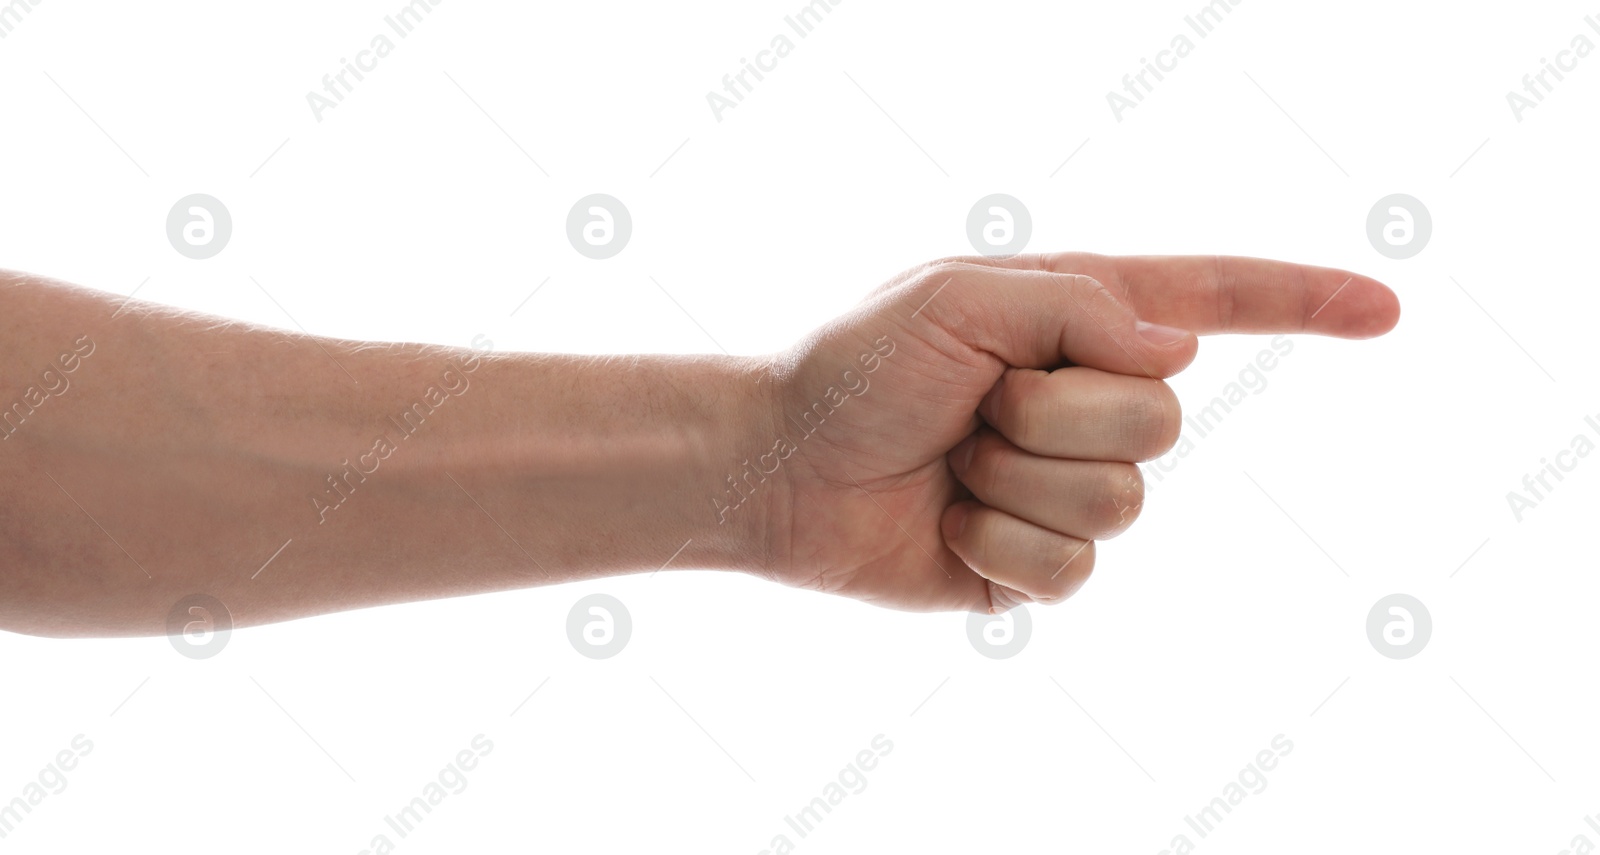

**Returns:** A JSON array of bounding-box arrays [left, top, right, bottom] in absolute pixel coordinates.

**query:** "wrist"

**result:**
[[704, 352, 793, 582], [415, 349, 784, 578]]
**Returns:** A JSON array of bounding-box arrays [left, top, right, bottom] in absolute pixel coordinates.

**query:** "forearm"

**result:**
[[0, 272, 776, 636]]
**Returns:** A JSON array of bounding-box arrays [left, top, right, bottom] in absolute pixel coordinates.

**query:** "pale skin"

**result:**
[[0, 255, 1399, 637]]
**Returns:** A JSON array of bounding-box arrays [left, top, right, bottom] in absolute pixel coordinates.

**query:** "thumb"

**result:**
[[904, 262, 1197, 378]]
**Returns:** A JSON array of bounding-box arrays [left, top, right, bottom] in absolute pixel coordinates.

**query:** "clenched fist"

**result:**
[[752, 253, 1399, 614]]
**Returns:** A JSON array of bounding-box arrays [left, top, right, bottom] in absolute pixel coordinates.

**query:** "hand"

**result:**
[[756, 253, 1400, 613]]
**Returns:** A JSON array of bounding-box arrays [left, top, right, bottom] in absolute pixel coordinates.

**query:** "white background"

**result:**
[[1, 0, 1597, 852]]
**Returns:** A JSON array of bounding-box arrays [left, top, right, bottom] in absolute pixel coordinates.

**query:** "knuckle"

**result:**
[[1075, 272, 1110, 295], [919, 260, 962, 283], [1059, 273, 1130, 349], [1153, 382, 1182, 453], [1092, 463, 1145, 534], [920, 259, 983, 287], [924, 255, 989, 271], [1121, 381, 1181, 459], [909, 260, 988, 330], [1066, 273, 1121, 314], [1040, 540, 1096, 600]]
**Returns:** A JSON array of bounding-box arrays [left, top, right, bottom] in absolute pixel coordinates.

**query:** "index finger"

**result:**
[[973, 253, 1401, 339]]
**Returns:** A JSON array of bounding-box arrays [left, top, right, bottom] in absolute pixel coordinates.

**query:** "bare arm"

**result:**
[[0, 270, 775, 636], [0, 253, 1400, 637]]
